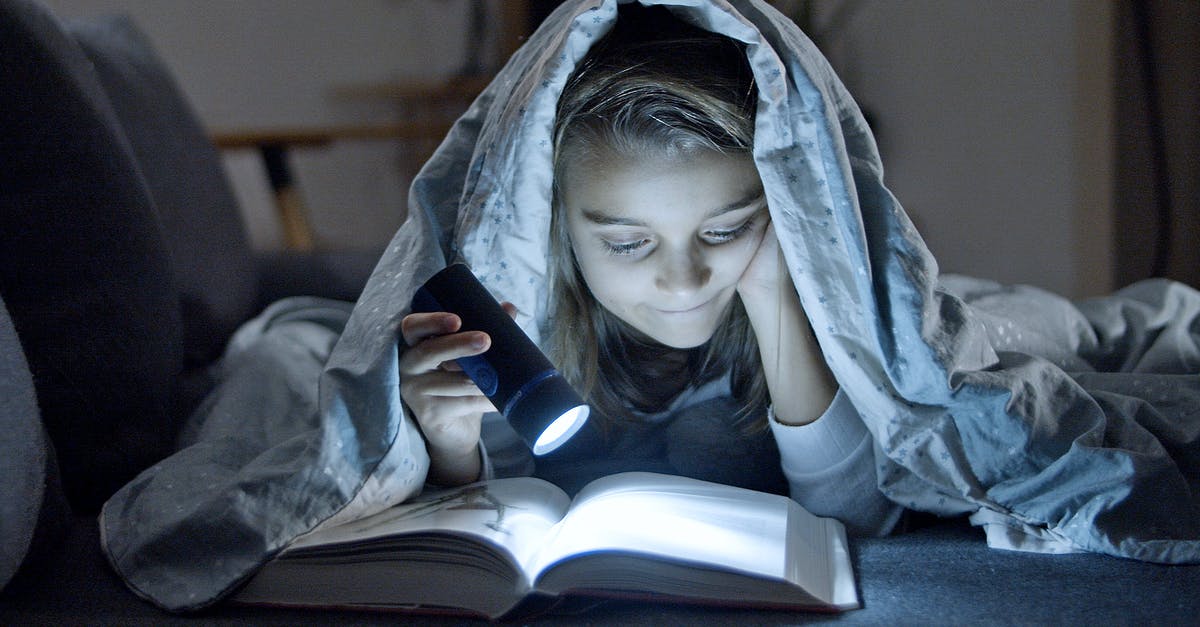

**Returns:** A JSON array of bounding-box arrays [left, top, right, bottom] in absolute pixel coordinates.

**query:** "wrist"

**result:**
[[767, 378, 835, 426], [426, 441, 482, 486]]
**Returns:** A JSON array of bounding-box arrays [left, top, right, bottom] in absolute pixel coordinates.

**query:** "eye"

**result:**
[[703, 218, 756, 244], [602, 238, 652, 256]]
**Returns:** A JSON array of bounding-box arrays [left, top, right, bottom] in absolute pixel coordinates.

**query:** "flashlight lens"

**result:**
[[532, 405, 590, 455]]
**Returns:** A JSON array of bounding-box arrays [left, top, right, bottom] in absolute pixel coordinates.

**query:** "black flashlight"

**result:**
[[410, 263, 590, 455]]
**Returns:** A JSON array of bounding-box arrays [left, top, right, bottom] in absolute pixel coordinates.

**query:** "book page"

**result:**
[[287, 477, 572, 577], [527, 472, 790, 580], [525, 472, 857, 609]]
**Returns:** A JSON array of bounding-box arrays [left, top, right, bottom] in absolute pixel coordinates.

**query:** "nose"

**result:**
[[654, 243, 711, 297]]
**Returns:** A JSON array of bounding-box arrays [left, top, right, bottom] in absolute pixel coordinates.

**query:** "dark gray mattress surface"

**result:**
[[4, 514, 1198, 625]]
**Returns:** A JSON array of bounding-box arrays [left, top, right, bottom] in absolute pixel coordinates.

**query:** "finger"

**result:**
[[406, 370, 486, 397], [400, 312, 461, 347], [426, 394, 498, 418], [755, 221, 781, 263], [399, 331, 491, 374], [500, 301, 518, 319], [405, 393, 497, 429], [758, 218, 777, 247]]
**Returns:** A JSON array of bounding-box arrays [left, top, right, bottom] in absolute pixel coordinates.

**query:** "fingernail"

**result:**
[[470, 333, 488, 350]]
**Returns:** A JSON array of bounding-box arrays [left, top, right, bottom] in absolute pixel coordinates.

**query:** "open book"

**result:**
[[234, 472, 859, 619]]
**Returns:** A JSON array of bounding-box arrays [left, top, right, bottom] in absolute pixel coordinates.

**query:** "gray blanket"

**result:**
[[100, 0, 1200, 612]]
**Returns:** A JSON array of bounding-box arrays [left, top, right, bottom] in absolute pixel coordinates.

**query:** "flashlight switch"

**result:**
[[457, 354, 499, 397]]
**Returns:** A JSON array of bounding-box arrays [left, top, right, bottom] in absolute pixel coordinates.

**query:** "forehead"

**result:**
[[560, 149, 762, 222]]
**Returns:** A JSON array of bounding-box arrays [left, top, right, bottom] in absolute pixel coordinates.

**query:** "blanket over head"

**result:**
[[101, 0, 1200, 611]]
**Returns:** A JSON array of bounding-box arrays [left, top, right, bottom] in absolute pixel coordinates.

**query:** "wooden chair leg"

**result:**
[[260, 143, 315, 251]]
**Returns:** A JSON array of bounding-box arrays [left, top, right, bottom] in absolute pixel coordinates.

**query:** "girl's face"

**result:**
[[561, 149, 768, 349]]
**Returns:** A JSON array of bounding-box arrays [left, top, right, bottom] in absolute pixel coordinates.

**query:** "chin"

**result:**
[[646, 328, 718, 350], [633, 310, 726, 349]]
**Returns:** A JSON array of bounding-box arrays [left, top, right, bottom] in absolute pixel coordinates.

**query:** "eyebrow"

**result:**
[[581, 190, 766, 227]]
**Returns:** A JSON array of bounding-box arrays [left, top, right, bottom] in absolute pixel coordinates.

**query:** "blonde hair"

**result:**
[[546, 5, 768, 430]]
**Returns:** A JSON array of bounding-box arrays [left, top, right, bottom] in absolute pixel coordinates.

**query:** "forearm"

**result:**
[[740, 276, 836, 425]]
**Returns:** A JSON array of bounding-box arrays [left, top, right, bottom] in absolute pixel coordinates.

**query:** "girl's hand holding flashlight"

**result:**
[[398, 304, 515, 486]]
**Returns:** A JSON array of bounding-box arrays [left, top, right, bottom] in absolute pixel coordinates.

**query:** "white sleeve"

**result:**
[[769, 389, 903, 536]]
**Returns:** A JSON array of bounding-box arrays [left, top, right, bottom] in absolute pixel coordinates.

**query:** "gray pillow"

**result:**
[[67, 15, 261, 370], [0, 297, 57, 591], [0, 0, 184, 512]]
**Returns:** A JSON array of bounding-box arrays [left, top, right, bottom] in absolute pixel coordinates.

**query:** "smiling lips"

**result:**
[[655, 296, 715, 316]]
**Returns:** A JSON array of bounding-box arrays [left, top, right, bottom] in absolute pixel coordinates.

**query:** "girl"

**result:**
[[104, 0, 1200, 609], [400, 5, 901, 536]]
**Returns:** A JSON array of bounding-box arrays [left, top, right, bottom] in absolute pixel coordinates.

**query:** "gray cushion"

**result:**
[[0, 0, 184, 512], [0, 297, 50, 591], [66, 15, 260, 370]]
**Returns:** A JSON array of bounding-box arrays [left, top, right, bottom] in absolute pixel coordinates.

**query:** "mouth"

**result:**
[[655, 297, 714, 316]]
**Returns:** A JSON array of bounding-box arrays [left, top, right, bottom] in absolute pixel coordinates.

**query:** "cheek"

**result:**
[[570, 244, 631, 307], [582, 269, 637, 319]]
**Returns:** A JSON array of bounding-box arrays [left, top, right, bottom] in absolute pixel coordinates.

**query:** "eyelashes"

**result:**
[[600, 217, 758, 256], [704, 218, 757, 244], [602, 238, 651, 255]]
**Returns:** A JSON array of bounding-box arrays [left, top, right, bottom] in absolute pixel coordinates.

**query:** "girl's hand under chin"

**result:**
[[735, 220, 837, 425], [737, 220, 787, 306]]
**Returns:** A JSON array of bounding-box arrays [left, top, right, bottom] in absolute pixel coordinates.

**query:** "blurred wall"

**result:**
[[40, 0, 487, 253], [810, 0, 1115, 297], [1113, 0, 1199, 290], [42, 0, 1116, 297]]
